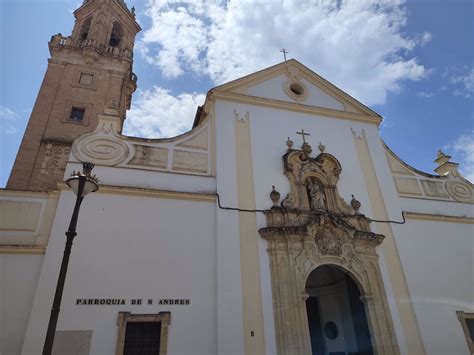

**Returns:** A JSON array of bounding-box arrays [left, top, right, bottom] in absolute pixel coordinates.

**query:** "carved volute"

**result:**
[[258, 136, 399, 355]]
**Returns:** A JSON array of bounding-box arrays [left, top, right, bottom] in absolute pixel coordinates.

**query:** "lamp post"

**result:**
[[42, 162, 99, 355]]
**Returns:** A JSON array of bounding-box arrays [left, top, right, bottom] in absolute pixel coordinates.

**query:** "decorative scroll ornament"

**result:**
[[72, 114, 131, 166], [445, 180, 473, 203], [434, 149, 474, 203]]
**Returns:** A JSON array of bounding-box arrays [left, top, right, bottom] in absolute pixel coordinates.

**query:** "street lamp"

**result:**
[[43, 162, 99, 355]]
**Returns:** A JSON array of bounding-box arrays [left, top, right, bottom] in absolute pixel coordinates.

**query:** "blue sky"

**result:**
[[0, 0, 473, 187]]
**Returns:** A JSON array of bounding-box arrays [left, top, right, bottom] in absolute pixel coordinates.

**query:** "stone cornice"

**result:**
[[0, 188, 58, 198], [212, 59, 381, 118], [404, 211, 474, 224], [0, 245, 45, 255], [210, 90, 381, 126], [57, 182, 216, 202]]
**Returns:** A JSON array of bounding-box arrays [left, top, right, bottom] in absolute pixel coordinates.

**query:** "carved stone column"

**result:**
[[263, 229, 312, 355]]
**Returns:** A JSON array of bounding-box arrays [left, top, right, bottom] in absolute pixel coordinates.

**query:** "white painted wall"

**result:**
[[0, 255, 43, 355], [400, 196, 473, 218], [365, 125, 473, 354], [213, 99, 409, 354], [246, 74, 345, 110], [64, 163, 216, 194], [22, 190, 217, 355], [214, 100, 245, 355], [392, 219, 473, 355], [242, 100, 473, 354]]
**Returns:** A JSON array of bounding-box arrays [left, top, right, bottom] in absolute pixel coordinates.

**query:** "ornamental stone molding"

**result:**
[[432, 150, 473, 203], [259, 138, 399, 355], [72, 113, 130, 166], [445, 179, 473, 203], [116, 311, 171, 355], [70, 111, 213, 176], [386, 145, 474, 203]]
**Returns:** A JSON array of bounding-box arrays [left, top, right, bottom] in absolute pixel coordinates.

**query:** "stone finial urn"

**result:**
[[351, 194, 361, 214], [287, 137, 294, 151], [318, 141, 326, 153], [270, 186, 281, 207]]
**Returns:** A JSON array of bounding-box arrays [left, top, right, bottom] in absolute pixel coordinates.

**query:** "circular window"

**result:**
[[324, 321, 339, 340], [284, 79, 308, 101], [290, 82, 304, 96]]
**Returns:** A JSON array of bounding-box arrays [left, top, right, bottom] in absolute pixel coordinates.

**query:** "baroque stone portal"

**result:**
[[259, 139, 399, 355]]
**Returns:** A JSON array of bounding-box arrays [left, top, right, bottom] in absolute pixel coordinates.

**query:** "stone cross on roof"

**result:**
[[296, 129, 310, 144]]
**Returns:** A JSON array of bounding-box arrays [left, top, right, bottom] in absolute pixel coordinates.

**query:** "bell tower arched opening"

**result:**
[[79, 16, 92, 40], [109, 22, 123, 47], [305, 265, 373, 355]]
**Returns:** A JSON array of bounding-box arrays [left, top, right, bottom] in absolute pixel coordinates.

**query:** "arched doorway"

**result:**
[[306, 266, 373, 355]]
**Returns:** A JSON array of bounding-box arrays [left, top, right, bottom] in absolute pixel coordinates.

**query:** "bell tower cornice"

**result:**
[[49, 1, 141, 66], [74, 0, 141, 34]]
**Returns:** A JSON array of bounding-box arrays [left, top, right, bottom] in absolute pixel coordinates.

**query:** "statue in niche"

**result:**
[[307, 180, 326, 210]]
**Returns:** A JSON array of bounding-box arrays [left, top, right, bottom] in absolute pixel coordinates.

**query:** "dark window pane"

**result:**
[[124, 322, 161, 355], [70, 107, 85, 121]]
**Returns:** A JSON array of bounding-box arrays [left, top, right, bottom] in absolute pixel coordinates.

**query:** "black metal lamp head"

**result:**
[[66, 162, 99, 197]]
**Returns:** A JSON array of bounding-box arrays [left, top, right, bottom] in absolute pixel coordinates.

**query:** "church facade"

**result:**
[[1, 1, 473, 355]]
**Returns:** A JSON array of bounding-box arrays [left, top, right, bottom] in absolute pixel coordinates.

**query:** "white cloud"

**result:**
[[450, 68, 474, 99], [140, 0, 428, 106], [451, 130, 474, 182], [441, 66, 474, 99], [0, 106, 19, 135], [418, 91, 435, 98], [123, 86, 205, 138], [0, 106, 16, 120], [417, 32, 432, 47]]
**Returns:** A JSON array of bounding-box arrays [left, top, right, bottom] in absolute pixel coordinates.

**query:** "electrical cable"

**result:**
[[214, 192, 406, 225]]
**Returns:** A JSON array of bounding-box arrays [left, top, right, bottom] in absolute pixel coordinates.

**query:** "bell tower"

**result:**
[[7, 0, 141, 191]]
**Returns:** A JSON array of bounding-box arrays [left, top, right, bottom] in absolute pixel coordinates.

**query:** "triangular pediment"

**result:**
[[212, 59, 381, 120]]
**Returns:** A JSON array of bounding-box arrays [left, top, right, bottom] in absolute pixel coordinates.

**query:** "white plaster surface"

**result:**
[[0, 254, 44, 355], [64, 163, 216, 194], [392, 219, 473, 355], [0, 194, 50, 244], [365, 126, 473, 354], [214, 100, 245, 355], [217, 100, 409, 354], [246, 74, 345, 110], [22, 191, 217, 355], [400, 196, 474, 217]]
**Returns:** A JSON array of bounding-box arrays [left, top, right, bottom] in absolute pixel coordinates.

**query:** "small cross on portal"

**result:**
[[280, 48, 288, 61], [296, 129, 310, 144]]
